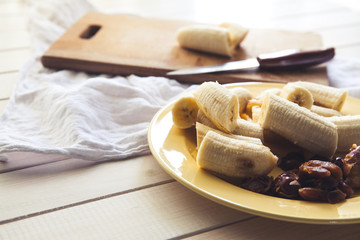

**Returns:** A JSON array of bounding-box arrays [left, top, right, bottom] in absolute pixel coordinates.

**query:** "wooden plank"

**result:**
[[91, 0, 340, 25], [0, 1, 26, 15], [186, 217, 360, 240], [0, 48, 31, 73], [0, 72, 18, 99], [0, 155, 173, 222], [336, 45, 360, 58], [263, 9, 360, 32], [0, 99, 9, 113], [320, 25, 360, 48], [0, 152, 70, 173], [0, 30, 30, 50], [0, 15, 27, 31], [0, 182, 251, 239]]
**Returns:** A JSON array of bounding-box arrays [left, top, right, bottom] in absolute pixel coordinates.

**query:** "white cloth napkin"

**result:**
[[0, 0, 360, 162], [0, 0, 190, 162]]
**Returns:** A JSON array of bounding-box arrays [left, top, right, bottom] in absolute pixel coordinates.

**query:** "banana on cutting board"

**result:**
[[176, 23, 248, 57], [172, 94, 199, 129], [196, 130, 278, 178], [292, 81, 348, 111], [259, 93, 338, 158], [195, 81, 239, 133]]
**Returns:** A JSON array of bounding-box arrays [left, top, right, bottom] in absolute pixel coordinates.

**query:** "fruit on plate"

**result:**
[[310, 105, 343, 117], [195, 81, 239, 133], [195, 122, 262, 147], [279, 83, 314, 109], [233, 118, 264, 140], [176, 23, 248, 57], [292, 81, 348, 111], [196, 130, 278, 178], [230, 86, 253, 114], [342, 144, 360, 188], [172, 94, 199, 129], [328, 115, 360, 152], [259, 93, 338, 158]]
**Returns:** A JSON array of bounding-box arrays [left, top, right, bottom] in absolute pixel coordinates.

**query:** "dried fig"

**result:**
[[343, 145, 360, 188]]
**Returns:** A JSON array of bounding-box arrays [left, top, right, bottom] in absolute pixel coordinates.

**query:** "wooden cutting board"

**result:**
[[41, 12, 329, 85]]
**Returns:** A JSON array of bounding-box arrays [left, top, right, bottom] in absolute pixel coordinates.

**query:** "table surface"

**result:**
[[1, 0, 360, 239]]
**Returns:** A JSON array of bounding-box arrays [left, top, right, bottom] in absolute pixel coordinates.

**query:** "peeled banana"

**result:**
[[196, 131, 278, 178], [259, 93, 338, 158], [246, 88, 282, 117], [311, 105, 343, 117], [233, 118, 264, 141], [280, 83, 314, 109], [293, 81, 348, 111], [328, 115, 360, 152], [219, 22, 248, 46], [172, 95, 199, 129], [196, 122, 262, 147], [176, 23, 248, 57], [251, 105, 262, 123], [196, 110, 218, 129], [230, 87, 253, 114], [195, 82, 239, 133]]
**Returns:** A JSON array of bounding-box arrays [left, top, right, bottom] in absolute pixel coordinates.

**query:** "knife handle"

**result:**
[[257, 48, 335, 71]]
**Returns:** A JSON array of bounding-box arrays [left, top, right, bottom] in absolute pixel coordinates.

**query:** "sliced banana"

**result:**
[[196, 110, 218, 129], [251, 105, 262, 123], [328, 115, 360, 152], [259, 93, 338, 158], [196, 131, 278, 178], [219, 22, 249, 48], [246, 88, 282, 117], [196, 122, 262, 148], [292, 81, 348, 111], [280, 83, 314, 109], [230, 87, 253, 114], [172, 95, 199, 129], [233, 118, 264, 141], [176, 23, 248, 57], [195, 82, 239, 133], [311, 105, 343, 117]]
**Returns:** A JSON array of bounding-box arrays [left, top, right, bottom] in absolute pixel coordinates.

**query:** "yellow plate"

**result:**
[[148, 82, 360, 224]]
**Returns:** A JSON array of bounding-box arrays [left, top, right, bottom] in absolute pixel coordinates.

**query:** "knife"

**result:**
[[167, 48, 335, 76]]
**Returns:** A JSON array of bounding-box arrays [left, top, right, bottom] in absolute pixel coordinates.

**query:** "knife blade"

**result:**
[[167, 48, 335, 76]]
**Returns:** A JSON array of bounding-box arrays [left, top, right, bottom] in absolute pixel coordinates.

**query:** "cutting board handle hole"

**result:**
[[80, 25, 101, 39]]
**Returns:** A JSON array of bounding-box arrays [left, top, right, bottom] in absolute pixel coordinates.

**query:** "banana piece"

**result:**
[[196, 122, 262, 147], [246, 88, 282, 117], [196, 110, 218, 129], [311, 105, 343, 117], [172, 95, 199, 129], [233, 118, 264, 141], [251, 105, 262, 123], [197, 131, 278, 178], [292, 81, 348, 111], [195, 82, 239, 133], [328, 115, 360, 152], [218, 22, 249, 48], [279, 83, 314, 109], [176, 23, 248, 57], [259, 93, 338, 158], [230, 87, 253, 114]]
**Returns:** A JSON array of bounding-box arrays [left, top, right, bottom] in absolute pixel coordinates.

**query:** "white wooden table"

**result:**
[[1, 0, 360, 239]]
